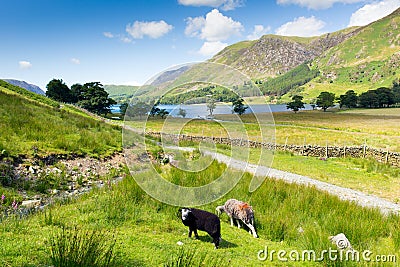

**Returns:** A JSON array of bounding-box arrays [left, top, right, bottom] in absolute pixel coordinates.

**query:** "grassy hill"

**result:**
[[209, 27, 360, 79], [205, 8, 400, 103], [0, 81, 122, 159], [104, 84, 139, 104]]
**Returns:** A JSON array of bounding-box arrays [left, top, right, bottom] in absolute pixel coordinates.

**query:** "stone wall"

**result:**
[[145, 132, 400, 167]]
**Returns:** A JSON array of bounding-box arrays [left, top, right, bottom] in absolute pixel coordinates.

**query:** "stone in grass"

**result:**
[[329, 233, 353, 250], [177, 241, 184, 246]]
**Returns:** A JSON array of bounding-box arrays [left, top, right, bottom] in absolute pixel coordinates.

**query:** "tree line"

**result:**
[[260, 63, 320, 96], [45, 79, 116, 115], [286, 81, 400, 113]]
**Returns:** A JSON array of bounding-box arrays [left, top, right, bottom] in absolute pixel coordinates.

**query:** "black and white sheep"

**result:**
[[216, 199, 258, 238], [179, 207, 221, 249]]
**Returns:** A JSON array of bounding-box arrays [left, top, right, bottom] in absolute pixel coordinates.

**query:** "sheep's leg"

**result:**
[[245, 223, 258, 238], [194, 229, 199, 239], [188, 229, 192, 238], [230, 217, 235, 227], [236, 219, 241, 229]]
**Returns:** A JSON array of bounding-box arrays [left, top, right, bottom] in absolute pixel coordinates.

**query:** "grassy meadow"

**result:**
[[126, 108, 400, 151], [1, 81, 400, 266], [1, 161, 399, 266]]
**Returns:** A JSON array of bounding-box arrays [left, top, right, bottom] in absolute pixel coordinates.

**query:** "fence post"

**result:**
[[343, 145, 346, 158], [284, 136, 288, 151], [385, 149, 389, 164], [363, 139, 367, 158], [302, 137, 306, 156], [325, 140, 328, 159]]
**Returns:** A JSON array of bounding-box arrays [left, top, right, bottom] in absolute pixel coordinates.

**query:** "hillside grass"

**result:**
[[0, 87, 122, 158], [0, 159, 399, 266]]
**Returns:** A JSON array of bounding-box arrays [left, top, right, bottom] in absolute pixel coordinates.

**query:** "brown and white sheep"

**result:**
[[216, 199, 258, 238]]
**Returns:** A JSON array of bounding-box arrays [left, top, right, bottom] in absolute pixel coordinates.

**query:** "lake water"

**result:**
[[112, 103, 314, 118]]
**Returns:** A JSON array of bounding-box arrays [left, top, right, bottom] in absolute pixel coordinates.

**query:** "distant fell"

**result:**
[[209, 27, 361, 79], [2, 79, 45, 95]]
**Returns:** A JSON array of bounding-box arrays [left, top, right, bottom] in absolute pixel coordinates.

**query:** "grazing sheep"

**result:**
[[216, 199, 258, 238], [179, 207, 221, 249]]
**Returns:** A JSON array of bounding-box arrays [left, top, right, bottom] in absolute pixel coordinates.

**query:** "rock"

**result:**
[[21, 200, 41, 209], [329, 233, 353, 250]]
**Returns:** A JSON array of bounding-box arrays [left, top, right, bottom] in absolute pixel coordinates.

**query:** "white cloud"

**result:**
[[103, 32, 114, 38], [348, 0, 400, 26], [247, 25, 271, 40], [178, 0, 244, 10], [184, 16, 206, 37], [19, 61, 32, 69], [185, 9, 243, 42], [198, 41, 228, 56], [70, 58, 80, 65], [126, 20, 173, 39], [275, 16, 326, 37], [120, 36, 133, 43], [276, 0, 364, 10]]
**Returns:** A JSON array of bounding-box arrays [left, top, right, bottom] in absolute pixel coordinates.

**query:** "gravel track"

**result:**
[[201, 150, 400, 215]]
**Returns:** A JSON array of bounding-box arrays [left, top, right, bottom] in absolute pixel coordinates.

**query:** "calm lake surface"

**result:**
[[112, 103, 313, 118]]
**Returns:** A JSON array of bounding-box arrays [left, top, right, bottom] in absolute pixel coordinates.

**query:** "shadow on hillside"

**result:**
[[196, 235, 238, 249]]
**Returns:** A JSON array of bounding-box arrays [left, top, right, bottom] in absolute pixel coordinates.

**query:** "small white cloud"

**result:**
[[103, 32, 114, 38], [120, 36, 133, 43], [178, 0, 244, 10], [276, 0, 364, 10], [348, 0, 400, 26], [70, 58, 80, 65], [19, 61, 32, 69], [126, 20, 173, 39], [198, 41, 228, 56], [247, 25, 271, 40], [275, 16, 326, 37], [185, 9, 243, 42]]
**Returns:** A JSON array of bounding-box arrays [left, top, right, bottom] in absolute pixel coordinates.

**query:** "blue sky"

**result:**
[[1, 0, 399, 90]]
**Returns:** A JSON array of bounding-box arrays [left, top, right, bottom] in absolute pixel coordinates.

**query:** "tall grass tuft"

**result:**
[[164, 248, 230, 267], [49, 226, 116, 267]]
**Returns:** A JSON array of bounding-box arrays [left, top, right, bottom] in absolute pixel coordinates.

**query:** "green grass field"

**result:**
[[126, 108, 400, 151], [1, 159, 399, 266], [1, 82, 400, 266]]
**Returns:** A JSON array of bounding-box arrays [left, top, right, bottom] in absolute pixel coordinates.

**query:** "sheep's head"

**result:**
[[180, 208, 191, 221], [215, 206, 224, 216]]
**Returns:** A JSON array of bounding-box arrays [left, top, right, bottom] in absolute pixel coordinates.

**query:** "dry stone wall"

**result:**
[[146, 132, 400, 167]]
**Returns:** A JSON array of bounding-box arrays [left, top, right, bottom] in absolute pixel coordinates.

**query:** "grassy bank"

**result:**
[[0, 87, 122, 159], [0, 160, 399, 266]]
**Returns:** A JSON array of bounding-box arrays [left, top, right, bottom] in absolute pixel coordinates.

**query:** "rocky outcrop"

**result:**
[[210, 28, 361, 78]]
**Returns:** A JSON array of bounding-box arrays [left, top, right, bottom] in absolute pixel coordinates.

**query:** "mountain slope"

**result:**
[[314, 8, 400, 86], [210, 27, 361, 79], [2, 79, 45, 95], [207, 8, 400, 102]]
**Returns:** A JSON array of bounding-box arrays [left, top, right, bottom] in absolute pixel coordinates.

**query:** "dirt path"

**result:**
[[200, 150, 400, 215]]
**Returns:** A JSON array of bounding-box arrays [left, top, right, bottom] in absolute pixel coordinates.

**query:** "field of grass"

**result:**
[[1, 159, 399, 266], [1, 81, 400, 266], [126, 109, 400, 151], [0, 87, 122, 159]]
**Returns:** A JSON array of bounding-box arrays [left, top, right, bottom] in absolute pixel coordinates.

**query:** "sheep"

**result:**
[[179, 207, 221, 249], [216, 199, 258, 238]]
